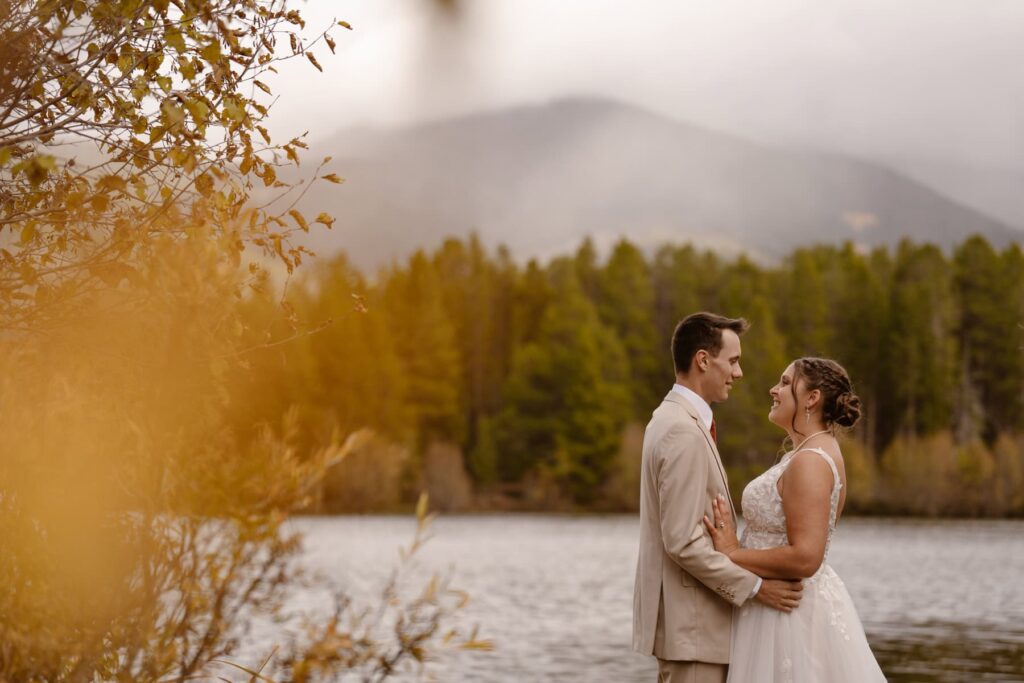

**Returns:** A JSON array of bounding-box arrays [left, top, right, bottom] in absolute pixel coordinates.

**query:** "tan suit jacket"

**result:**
[[632, 391, 758, 663]]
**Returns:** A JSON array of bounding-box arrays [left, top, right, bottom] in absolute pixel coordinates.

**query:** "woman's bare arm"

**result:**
[[703, 451, 833, 579]]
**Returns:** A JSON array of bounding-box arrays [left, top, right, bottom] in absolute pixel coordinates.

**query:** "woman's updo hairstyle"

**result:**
[[792, 357, 862, 430]]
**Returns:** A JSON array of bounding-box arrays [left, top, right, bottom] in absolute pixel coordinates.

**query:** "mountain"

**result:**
[[289, 97, 1019, 268], [886, 158, 1024, 233]]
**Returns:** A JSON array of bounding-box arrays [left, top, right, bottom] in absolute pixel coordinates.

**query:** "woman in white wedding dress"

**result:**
[[704, 357, 886, 683]]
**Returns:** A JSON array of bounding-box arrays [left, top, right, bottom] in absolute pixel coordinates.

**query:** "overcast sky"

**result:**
[[266, 0, 1023, 173]]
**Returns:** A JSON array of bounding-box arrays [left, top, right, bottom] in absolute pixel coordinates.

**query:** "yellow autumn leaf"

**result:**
[[195, 172, 214, 196], [222, 98, 245, 122], [165, 27, 186, 53], [200, 41, 221, 65], [314, 212, 335, 229], [97, 174, 127, 193], [20, 222, 37, 245], [185, 97, 210, 124], [161, 100, 186, 128], [321, 173, 343, 184], [287, 209, 309, 232]]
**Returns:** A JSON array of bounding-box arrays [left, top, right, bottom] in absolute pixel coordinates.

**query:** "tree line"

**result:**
[[232, 233, 1024, 517]]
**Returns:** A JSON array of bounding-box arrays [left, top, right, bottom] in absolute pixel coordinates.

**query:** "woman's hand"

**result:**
[[703, 494, 740, 556]]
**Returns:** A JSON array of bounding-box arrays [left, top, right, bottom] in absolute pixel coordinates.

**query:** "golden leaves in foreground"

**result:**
[[0, 0, 347, 330]]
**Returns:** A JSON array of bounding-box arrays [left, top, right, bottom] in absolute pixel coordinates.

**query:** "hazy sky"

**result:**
[[267, 0, 1023, 172]]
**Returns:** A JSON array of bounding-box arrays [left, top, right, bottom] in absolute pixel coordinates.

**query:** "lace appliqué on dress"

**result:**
[[739, 446, 847, 638]]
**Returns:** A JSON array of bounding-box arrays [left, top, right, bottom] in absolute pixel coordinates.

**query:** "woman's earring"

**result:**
[[805, 407, 811, 424]]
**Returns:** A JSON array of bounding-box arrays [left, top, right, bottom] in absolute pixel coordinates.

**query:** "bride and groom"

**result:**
[[632, 312, 886, 682]]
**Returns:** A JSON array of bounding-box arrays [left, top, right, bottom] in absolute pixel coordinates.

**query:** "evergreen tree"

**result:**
[[777, 248, 832, 357], [514, 259, 553, 348], [495, 261, 630, 502], [594, 239, 665, 415], [651, 243, 703, 346], [432, 236, 516, 457], [717, 296, 790, 474], [954, 236, 1023, 440], [228, 255, 410, 450], [1001, 243, 1024, 432], [381, 250, 464, 447], [718, 254, 769, 313], [574, 236, 601, 301], [829, 243, 890, 453], [468, 416, 500, 485], [883, 242, 959, 440], [301, 255, 410, 440], [653, 246, 725, 322]]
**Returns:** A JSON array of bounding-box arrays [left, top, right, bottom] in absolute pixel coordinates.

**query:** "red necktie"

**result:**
[[710, 419, 717, 443]]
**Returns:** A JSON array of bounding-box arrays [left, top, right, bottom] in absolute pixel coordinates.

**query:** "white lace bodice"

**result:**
[[739, 446, 842, 579]]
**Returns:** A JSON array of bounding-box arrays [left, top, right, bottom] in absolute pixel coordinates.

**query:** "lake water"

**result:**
[[275, 515, 1024, 682]]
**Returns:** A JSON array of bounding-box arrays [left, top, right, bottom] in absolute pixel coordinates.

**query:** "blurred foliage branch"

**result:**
[[0, 0, 486, 680], [278, 494, 493, 683], [0, 0, 344, 333]]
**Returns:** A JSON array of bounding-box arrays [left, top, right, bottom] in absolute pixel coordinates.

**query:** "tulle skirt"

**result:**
[[727, 565, 887, 683]]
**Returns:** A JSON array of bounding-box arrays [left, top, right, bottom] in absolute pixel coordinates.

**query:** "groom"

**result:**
[[632, 312, 803, 682]]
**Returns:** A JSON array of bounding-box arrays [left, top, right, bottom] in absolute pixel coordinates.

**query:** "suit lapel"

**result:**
[[663, 392, 737, 517]]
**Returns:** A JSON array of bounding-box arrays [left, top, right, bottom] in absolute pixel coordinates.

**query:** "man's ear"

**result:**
[[694, 349, 709, 372]]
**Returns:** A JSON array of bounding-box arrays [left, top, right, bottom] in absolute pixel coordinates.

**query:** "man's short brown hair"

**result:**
[[672, 312, 750, 375]]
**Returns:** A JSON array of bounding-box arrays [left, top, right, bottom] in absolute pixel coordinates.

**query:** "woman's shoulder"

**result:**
[[782, 445, 843, 482]]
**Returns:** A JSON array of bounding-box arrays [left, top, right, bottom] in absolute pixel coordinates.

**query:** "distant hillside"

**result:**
[[288, 97, 1019, 268]]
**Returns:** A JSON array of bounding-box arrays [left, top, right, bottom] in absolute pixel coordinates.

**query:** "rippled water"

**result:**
[[262, 515, 1024, 682]]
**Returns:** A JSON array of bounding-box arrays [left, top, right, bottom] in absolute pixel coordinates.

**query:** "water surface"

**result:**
[[283, 515, 1024, 682]]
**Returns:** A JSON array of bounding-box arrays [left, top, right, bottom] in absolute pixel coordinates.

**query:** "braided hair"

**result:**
[[789, 357, 862, 437]]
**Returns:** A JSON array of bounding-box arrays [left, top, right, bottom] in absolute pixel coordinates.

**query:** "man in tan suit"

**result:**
[[633, 312, 803, 683]]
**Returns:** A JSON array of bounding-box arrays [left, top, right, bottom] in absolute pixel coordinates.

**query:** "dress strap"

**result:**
[[793, 447, 842, 491]]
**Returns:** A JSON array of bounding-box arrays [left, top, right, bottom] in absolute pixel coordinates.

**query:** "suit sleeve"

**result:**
[[656, 426, 759, 606]]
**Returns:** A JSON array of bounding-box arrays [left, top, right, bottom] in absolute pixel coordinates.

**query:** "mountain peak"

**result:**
[[298, 99, 1018, 268]]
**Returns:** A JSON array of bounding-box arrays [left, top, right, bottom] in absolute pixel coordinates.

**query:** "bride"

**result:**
[[703, 357, 886, 682]]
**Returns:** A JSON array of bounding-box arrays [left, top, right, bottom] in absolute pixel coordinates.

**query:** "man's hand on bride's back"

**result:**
[[754, 579, 803, 613]]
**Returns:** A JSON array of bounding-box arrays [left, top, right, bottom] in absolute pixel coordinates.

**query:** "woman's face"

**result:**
[[768, 363, 800, 429]]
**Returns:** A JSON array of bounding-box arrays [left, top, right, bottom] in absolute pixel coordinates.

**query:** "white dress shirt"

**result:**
[[671, 383, 762, 599], [672, 383, 713, 429]]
